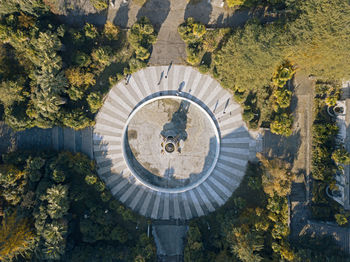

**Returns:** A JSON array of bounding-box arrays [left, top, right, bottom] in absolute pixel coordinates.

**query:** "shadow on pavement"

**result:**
[[136, 0, 170, 31], [184, 0, 212, 24]]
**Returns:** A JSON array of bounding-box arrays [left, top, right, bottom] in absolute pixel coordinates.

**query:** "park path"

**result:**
[[106, 0, 271, 65], [0, 123, 93, 159]]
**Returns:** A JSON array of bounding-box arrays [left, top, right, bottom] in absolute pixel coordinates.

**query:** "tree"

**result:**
[[227, 227, 263, 262], [84, 23, 98, 39], [0, 164, 28, 205], [0, 211, 35, 261], [273, 89, 292, 109], [332, 147, 350, 165], [178, 18, 206, 65], [87, 92, 103, 113], [257, 153, 295, 197], [226, 0, 244, 7], [0, 79, 25, 108], [129, 17, 157, 61], [214, 22, 285, 91], [41, 220, 67, 259], [91, 46, 113, 67], [103, 21, 119, 40], [335, 213, 348, 226], [270, 113, 293, 137], [42, 184, 69, 219]]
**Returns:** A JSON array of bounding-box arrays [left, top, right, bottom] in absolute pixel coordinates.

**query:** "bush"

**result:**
[[87, 92, 103, 113], [226, 0, 244, 7], [90, 0, 108, 11], [270, 113, 293, 137], [335, 213, 348, 226], [128, 17, 157, 61], [84, 23, 98, 39], [178, 18, 206, 65], [103, 21, 119, 40]]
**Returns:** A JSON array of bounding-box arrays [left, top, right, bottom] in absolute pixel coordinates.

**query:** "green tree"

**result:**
[[84, 23, 98, 39], [270, 113, 293, 137], [0, 164, 27, 205], [332, 147, 350, 165], [128, 17, 157, 61], [43, 184, 69, 219], [226, 0, 244, 7], [103, 21, 119, 40], [335, 213, 348, 226]]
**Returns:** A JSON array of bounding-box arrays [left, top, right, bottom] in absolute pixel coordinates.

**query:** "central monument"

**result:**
[[123, 96, 220, 192]]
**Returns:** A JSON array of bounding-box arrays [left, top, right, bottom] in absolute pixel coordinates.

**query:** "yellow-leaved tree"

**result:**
[[257, 153, 295, 197], [0, 211, 35, 261]]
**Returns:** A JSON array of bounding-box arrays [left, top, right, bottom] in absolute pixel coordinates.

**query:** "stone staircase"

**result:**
[[16, 127, 93, 159], [94, 65, 261, 220]]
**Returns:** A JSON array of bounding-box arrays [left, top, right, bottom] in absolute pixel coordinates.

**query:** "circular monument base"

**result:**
[[93, 65, 259, 220], [124, 96, 220, 192]]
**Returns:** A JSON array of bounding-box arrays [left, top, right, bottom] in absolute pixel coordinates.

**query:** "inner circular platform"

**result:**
[[123, 96, 219, 192]]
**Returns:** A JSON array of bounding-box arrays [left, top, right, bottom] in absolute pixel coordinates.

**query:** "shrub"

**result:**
[[128, 17, 157, 61], [91, 46, 113, 67], [335, 213, 348, 226], [270, 113, 293, 137], [103, 21, 119, 40], [85, 174, 97, 185], [84, 23, 98, 39], [226, 0, 244, 7], [90, 0, 108, 11], [87, 92, 103, 113], [332, 147, 350, 165]]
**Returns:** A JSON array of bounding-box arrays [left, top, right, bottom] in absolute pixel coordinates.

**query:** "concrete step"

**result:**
[[63, 128, 75, 153]]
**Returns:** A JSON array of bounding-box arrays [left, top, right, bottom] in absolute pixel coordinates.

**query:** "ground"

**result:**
[[127, 97, 218, 188]]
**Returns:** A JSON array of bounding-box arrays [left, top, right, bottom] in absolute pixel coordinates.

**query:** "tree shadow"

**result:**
[[262, 87, 301, 165], [184, 0, 213, 25], [113, 4, 129, 28], [262, 129, 301, 164], [136, 0, 170, 31]]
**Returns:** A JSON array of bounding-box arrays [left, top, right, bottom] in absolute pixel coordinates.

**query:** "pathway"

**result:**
[[107, 0, 276, 65], [0, 124, 93, 159]]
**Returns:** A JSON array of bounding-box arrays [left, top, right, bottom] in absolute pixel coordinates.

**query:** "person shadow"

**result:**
[[184, 0, 213, 25], [136, 0, 171, 31]]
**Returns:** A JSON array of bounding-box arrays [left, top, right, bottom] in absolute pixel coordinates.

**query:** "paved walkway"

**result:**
[[152, 222, 188, 262], [0, 124, 93, 159], [107, 0, 274, 65]]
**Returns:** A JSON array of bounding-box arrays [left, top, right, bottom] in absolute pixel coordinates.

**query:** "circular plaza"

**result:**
[[93, 65, 260, 220], [124, 96, 220, 192]]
